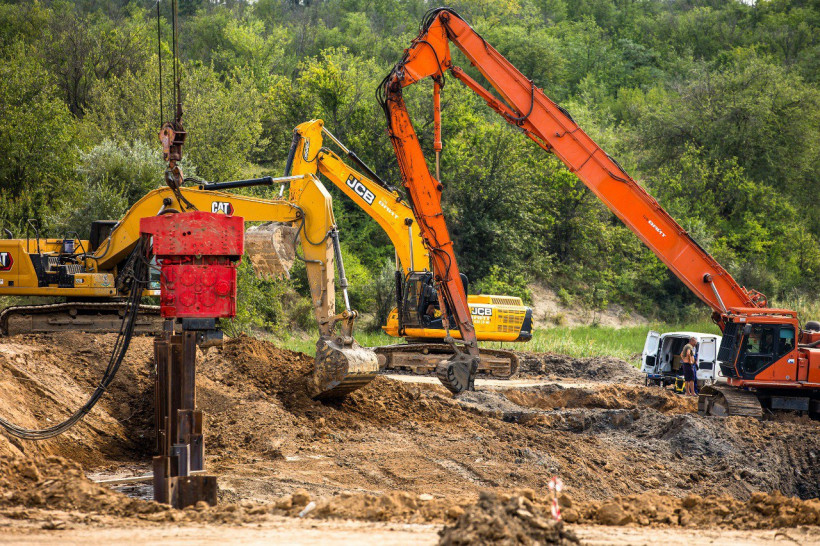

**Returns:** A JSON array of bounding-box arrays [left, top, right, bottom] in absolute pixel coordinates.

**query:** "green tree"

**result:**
[[0, 43, 78, 234]]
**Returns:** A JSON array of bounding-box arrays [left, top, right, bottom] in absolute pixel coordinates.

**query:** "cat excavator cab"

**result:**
[[286, 119, 532, 377]]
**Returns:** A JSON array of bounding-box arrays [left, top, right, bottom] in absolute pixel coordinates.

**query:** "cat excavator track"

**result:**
[[698, 384, 764, 418], [375, 342, 518, 378], [0, 302, 162, 336]]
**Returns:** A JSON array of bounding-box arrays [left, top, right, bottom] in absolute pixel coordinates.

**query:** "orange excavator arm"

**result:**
[[379, 8, 769, 391]]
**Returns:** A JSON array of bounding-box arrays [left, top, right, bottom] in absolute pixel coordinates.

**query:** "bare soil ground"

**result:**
[[2, 333, 820, 544]]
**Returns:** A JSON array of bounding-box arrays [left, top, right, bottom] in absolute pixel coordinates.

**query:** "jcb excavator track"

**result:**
[[375, 343, 519, 378], [0, 302, 163, 336], [698, 384, 763, 418]]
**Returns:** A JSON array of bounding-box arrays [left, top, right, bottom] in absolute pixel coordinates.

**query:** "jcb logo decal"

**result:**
[[302, 139, 311, 161], [0, 252, 12, 271], [471, 307, 492, 317], [346, 175, 375, 205], [211, 201, 234, 215]]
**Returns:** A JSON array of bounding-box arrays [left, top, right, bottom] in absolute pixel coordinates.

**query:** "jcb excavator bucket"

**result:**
[[244, 222, 297, 279], [311, 337, 379, 400]]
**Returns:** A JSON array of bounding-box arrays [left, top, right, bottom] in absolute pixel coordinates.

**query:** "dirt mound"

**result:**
[[515, 353, 642, 383], [216, 335, 314, 399], [504, 384, 695, 414], [0, 436, 163, 517], [4, 330, 820, 540], [202, 335, 468, 430], [0, 333, 155, 467], [563, 491, 820, 529], [438, 490, 579, 545]]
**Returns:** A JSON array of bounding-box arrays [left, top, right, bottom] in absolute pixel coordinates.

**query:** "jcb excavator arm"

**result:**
[[288, 119, 429, 275], [286, 120, 530, 379]]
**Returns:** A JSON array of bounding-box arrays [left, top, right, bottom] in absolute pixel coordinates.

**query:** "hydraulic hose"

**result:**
[[0, 237, 151, 440]]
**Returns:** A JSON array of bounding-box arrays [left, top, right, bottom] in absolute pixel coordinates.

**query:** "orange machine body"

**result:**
[[378, 8, 815, 397]]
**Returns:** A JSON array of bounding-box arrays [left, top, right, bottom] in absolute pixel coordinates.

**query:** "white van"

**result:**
[[641, 331, 724, 387]]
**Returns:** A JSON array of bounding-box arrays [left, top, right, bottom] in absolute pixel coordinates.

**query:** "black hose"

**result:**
[[284, 132, 300, 177], [0, 237, 151, 440]]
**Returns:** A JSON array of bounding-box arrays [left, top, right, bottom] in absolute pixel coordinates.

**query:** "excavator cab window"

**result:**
[[89, 221, 119, 252], [401, 271, 469, 331], [736, 323, 796, 377]]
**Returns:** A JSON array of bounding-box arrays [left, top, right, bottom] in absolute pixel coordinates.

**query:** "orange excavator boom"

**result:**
[[378, 8, 768, 393]]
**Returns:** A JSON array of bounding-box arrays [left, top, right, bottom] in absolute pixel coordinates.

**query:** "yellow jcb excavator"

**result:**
[[0, 174, 378, 398], [285, 119, 532, 377]]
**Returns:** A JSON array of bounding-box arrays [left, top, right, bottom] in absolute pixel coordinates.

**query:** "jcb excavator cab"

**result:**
[[399, 271, 468, 334]]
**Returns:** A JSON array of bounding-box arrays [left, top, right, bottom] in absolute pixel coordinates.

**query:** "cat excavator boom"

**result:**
[[379, 7, 820, 414]]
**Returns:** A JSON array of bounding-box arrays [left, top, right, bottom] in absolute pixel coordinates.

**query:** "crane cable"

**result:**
[[0, 238, 152, 441]]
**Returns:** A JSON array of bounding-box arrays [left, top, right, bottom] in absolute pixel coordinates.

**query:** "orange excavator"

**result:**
[[378, 7, 820, 416]]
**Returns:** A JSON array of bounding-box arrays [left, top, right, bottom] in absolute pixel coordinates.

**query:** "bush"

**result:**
[[224, 257, 291, 337], [474, 265, 532, 304], [361, 260, 398, 331], [51, 140, 168, 238]]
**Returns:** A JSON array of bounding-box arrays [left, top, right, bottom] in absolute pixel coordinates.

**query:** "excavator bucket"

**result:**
[[311, 337, 380, 400], [244, 222, 297, 279], [436, 352, 479, 394]]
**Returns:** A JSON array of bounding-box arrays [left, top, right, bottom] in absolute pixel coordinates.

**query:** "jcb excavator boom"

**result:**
[[288, 120, 429, 276], [380, 8, 818, 413]]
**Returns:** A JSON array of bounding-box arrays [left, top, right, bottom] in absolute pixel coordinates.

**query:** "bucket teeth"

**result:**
[[311, 337, 379, 400]]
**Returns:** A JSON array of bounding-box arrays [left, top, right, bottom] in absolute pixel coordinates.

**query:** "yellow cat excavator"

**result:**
[[286, 119, 532, 377], [0, 174, 378, 398]]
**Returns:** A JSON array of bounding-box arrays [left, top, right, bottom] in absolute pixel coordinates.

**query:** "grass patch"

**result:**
[[270, 320, 722, 365], [268, 329, 397, 355], [484, 320, 720, 363]]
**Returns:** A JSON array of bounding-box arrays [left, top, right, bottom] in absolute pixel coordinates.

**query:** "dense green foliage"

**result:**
[[1, 0, 819, 333]]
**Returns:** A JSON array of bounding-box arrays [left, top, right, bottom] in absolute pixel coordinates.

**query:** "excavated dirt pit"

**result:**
[[2, 333, 820, 544]]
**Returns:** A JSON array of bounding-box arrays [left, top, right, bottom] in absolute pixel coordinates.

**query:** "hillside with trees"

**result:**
[[1, 0, 819, 334]]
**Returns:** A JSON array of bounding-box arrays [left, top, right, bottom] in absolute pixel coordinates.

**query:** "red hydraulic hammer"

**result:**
[[140, 211, 243, 508]]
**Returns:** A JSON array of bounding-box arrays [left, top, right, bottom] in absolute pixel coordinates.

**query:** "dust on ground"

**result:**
[[1, 333, 820, 543]]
